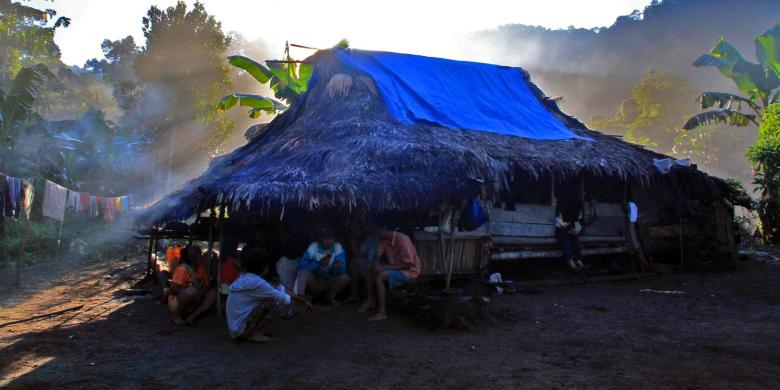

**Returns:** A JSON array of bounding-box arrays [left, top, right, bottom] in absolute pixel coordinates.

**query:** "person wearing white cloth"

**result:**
[[227, 248, 312, 343]]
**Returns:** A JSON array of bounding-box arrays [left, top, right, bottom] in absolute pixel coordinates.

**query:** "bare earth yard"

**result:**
[[1, 251, 780, 389]]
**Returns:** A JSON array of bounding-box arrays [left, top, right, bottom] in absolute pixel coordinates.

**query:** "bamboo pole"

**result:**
[[205, 208, 216, 292], [146, 231, 155, 278], [216, 205, 226, 317], [679, 218, 684, 270], [55, 189, 69, 261], [14, 216, 30, 287]]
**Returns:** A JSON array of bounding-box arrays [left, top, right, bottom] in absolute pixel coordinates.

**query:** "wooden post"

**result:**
[[445, 209, 460, 289], [55, 189, 69, 261], [14, 216, 30, 287], [550, 172, 556, 207], [216, 205, 226, 316], [146, 231, 155, 278], [153, 227, 160, 273], [679, 218, 684, 270], [205, 208, 216, 282]]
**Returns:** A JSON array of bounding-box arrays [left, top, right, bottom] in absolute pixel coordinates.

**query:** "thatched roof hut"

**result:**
[[139, 49, 728, 225]]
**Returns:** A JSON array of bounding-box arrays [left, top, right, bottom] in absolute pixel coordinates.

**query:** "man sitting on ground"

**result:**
[[227, 248, 312, 342], [167, 245, 217, 326], [294, 227, 351, 306], [359, 225, 421, 321]]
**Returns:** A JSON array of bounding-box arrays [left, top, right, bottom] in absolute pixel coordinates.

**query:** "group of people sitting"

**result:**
[[155, 221, 421, 343]]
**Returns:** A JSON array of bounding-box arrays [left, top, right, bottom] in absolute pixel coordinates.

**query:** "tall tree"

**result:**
[[0, 0, 69, 87], [134, 1, 233, 169], [85, 36, 142, 122]]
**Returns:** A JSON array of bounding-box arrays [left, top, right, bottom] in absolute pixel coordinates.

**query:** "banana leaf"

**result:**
[[756, 23, 780, 77], [693, 38, 777, 98], [698, 92, 759, 111], [682, 109, 757, 130], [228, 55, 274, 84], [218, 93, 287, 115], [2, 64, 52, 131], [297, 63, 314, 93]]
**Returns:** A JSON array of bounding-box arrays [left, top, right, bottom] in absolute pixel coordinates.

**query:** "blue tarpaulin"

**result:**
[[334, 49, 590, 141]]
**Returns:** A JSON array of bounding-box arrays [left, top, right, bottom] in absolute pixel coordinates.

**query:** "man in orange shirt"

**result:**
[[358, 225, 421, 321], [168, 245, 217, 326]]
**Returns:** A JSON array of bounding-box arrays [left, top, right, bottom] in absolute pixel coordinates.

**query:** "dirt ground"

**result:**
[[2, 249, 780, 389]]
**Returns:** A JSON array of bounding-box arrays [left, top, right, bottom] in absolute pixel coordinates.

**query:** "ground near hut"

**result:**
[[1, 248, 780, 389]]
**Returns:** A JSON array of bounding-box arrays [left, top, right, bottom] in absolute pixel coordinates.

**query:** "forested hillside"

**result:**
[[468, 0, 780, 182]]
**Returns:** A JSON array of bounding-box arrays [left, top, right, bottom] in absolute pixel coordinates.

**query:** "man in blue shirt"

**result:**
[[294, 227, 351, 306]]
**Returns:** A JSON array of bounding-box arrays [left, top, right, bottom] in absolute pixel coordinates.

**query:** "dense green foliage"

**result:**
[[0, 0, 69, 87], [590, 70, 750, 182], [747, 103, 780, 242]]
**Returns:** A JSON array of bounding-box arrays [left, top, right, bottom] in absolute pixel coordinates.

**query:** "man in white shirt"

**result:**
[[226, 248, 312, 342]]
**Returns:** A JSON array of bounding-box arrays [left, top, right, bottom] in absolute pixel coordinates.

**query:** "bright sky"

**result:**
[[31, 0, 652, 66]]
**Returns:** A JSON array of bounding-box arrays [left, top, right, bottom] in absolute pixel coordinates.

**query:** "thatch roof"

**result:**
[[139, 49, 700, 224]]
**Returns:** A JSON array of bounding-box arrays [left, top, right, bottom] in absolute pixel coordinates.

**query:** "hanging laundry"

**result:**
[[653, 158, 693, 174], [80, 193, 89, 212], [103, 197, 115, 221], [6, 176, 21, 217], [43, 180, 68, 222], [67, 190, 80, 211], [0, 175, 6, 217], [122, 196, 130, 212], [114, 196, 122, 213], [90, 196, 99, 217], [20, 179, 34, 220]]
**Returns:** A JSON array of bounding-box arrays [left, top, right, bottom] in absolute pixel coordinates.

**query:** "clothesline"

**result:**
[[2, 171, 164, 222], [0, 169, 159, 199]]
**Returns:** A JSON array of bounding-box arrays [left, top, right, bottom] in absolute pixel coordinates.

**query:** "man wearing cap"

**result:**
[[294, 227, 351, 306]]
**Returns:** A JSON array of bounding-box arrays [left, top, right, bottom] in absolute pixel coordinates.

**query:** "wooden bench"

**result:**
[[490, 202, 632, 261]]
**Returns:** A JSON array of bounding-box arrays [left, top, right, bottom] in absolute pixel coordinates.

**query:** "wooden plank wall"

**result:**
[[414, 233, 484, 276]]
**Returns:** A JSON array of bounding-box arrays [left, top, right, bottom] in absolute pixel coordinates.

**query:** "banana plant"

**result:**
[[683, 24, 780, 130], [0, 64, 52, 146], [218, 42, 313, 118]]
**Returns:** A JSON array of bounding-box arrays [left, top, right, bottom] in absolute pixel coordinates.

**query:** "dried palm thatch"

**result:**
[[138, 50, 704, 225]]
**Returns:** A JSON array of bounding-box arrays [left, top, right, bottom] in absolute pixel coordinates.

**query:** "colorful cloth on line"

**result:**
[[43, 180, 68, 222]]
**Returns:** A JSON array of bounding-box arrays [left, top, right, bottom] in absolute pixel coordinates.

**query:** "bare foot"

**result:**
[[368, 312, 387, 321], [185, 315, 196, 326], [170, 315, 186, 326], [248, 332, 273, 343], [329, 299, 343, 308], [357, 301, 374, 313]]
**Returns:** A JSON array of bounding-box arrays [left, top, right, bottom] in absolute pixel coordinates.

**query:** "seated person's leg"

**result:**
[[325, 274, 351, 307], [295, 268, 327, 297], [555, 227, 577, 270], [239, 300, 283, 343], [276, 257, 299, 291], [347, 257, 368, 303], [367, 267, 390, 321], [358, 262, 380, 312], [570, 234, 585, 268], [170, 286, 199, 325], [386, 269, 410, 290], [185, 288, 217, 325]]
